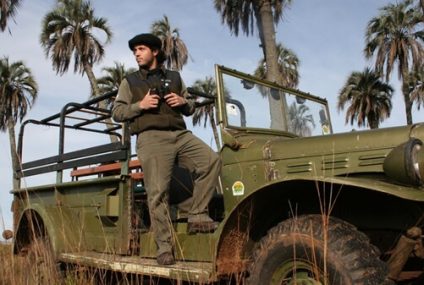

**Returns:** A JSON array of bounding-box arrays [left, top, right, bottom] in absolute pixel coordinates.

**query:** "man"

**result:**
[[112, 33, 221, 265]]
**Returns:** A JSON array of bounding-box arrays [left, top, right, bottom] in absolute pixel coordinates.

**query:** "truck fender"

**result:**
[[13, 204, 80, 255]]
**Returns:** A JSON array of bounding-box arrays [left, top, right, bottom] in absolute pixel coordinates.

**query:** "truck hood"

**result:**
[[225, 124, 421, 161], [222, 124, 424, 184]]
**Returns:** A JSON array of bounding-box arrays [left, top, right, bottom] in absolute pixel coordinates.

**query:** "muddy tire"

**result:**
[[246, 215, 389, 285]]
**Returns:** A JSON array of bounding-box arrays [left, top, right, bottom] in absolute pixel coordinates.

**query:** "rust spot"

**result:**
[[267, 165, 280, 181], [262, 141, 280, 181], [262, 141, 272, 160], [217, 229, 249, 275]]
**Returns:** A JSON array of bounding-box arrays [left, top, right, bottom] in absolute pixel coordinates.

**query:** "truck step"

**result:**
[[59, 251, 215, 283]]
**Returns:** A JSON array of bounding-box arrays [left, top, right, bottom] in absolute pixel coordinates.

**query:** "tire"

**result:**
[[23, 236, 62, 284], [246, 215, 389, 285]]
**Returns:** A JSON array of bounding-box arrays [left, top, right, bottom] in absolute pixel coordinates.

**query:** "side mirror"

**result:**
[[241, 79, 255, 90], [270, 88, 280, 99], [319, 109, 327, 124], [296, 96, 306, 104]]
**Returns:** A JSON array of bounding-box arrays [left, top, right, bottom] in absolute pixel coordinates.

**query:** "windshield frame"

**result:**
[[215, 64, 333, 137]]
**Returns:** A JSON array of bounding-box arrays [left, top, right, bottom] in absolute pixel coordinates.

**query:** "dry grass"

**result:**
[[0, 241, 66, 285], [0, 242, 27, 285], [0, 241, 136, 285], [0, 241, 203, 285]]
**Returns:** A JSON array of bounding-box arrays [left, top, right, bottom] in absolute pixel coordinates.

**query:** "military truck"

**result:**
[[4, 65, 424, 284]]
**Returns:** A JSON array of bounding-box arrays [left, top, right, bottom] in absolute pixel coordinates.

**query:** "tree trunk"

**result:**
[[367, 112, 379, 129], [404, 93, 413, 125], [368, 118, 379, 129], [7, 119, 20, 189], [257, 2, 279, 83], [84, 63, 119, 143], [402, 75, 413, 125], [256, 1, 287, 130], [85, 63, 100, 97]]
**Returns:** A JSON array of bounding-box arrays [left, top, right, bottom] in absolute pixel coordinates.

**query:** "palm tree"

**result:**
[[254, 42, 300, 89], [40, 0, 114, 140], [288, 102, 315, 137], [95, 61, 137, 108], [214, 0, 291, 84], [364, 0, 424, 125], [40, 0, 112, 97], [97, 61, 137, 94], [151, 15, 189, 71], [0, 0, 21, 32], [407, 68, 424, 109], [191, 77, 220, 150], [338, 68, 393, 129], [0, 57, 38, 189], [214, 0, 292, 130]]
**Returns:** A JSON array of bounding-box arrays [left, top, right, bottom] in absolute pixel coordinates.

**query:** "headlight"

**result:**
[[383, 138, 423, 186]]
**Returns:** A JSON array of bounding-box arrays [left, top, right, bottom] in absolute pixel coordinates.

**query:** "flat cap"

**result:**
[[128, 33, 162, 51]]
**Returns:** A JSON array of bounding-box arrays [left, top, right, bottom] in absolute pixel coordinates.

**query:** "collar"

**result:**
[[139, 66, 166, 78]]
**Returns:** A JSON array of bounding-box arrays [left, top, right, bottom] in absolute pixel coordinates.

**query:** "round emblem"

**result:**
[[232, 181, 245, 196]]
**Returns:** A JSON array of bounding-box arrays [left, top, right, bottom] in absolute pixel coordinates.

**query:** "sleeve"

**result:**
[[180, 78, 196, 116], [111, 78, 143, 122]]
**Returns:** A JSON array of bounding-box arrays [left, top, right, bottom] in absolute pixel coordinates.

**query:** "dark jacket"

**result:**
[[112, 67, 195, 135]]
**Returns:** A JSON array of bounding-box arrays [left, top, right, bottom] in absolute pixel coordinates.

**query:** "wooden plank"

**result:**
[[71, 159, 142, 178], [131, 172, 144, 180]]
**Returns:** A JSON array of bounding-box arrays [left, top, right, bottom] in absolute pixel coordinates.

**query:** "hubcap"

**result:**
[[271, 259, 326, 285]]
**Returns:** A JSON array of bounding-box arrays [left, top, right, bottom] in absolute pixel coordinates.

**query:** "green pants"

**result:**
[[136, 129, 221, 255]]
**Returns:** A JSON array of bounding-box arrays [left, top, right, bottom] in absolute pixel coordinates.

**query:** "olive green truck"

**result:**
[[5, 65, 424, 284]]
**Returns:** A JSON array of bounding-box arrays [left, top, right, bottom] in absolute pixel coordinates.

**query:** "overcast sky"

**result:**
[[1, 0, 421, 234]]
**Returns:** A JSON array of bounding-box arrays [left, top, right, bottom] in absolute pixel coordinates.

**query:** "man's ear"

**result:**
[[152, 49, 159, 57]]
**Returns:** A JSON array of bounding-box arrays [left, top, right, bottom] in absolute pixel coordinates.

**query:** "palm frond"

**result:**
[[338, 68, 393, 129], [0, 56, 38, 131]]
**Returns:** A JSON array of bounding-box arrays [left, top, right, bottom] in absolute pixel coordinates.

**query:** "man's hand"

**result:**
[[164, 93, 187, 107], [139, 89, 160, 110]]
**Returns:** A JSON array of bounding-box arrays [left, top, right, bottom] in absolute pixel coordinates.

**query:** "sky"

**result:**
[[1, 0, 422, 235]]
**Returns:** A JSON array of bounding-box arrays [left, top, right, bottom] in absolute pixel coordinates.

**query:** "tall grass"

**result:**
[[0, 240, 79, 285], [0, 224, 137, 285], [0, 241, 178, 285]]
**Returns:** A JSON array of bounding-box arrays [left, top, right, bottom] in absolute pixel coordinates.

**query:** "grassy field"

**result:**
[[0, 241, 64, 285], [0, 241, 10, 253], [0, 242, 110, 284], [0, 242, 30, 285]]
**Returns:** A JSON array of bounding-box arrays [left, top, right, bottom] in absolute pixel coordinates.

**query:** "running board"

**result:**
[[59, 251, 215, 283]]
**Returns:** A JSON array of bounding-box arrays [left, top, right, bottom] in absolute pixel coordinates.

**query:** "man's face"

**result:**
[[133, 44, 158, 69]]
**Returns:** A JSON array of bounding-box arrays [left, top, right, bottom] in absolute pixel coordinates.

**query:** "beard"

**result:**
[[138, 55, 156, 70]]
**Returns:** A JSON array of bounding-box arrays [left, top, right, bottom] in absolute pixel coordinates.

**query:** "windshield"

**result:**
[[218, 67, 332, 137]]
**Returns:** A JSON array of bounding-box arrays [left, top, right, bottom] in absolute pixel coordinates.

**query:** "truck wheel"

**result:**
[[24, 237, 61, 284], [246, 215, 389, 285]]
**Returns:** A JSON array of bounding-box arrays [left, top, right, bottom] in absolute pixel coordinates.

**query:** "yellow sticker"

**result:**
[[232, 181, 245, 196]]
